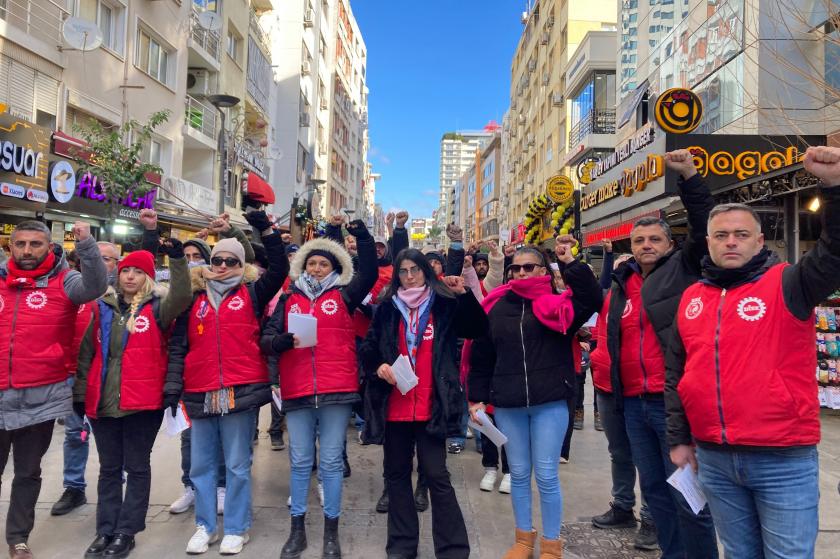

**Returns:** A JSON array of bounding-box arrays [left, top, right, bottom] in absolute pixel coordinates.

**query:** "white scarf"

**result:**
[[294, 271, 340, 301]]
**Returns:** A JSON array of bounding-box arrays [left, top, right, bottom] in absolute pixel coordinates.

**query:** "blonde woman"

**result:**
[[74, 243, 192, 559]]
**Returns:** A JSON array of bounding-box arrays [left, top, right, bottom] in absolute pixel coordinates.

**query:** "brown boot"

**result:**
[[502, 529, 537, 559], [538, 537, 564, 559]]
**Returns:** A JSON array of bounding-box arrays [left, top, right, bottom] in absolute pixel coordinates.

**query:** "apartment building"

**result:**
[[436, 130, 492, 246], [450, 134, 502, 244]]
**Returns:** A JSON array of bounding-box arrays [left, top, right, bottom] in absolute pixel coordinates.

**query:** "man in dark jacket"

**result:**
[[667, 146, 840, 559], [593, 150, 718, 559]]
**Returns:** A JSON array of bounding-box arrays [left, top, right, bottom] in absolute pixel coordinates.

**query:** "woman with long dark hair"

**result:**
[[468, 246, 601, 559], [360, 248, 488, 559]]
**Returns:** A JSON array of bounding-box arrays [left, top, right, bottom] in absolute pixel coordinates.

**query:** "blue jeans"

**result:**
[[62, 412, 89, 491], [286, 404, 352, 519], [495, 400, 568, 540], [623, 397, 718, 559], [180, 428, 226, 489], [696, 446, 819, 559], [191, 410, 257, 535]]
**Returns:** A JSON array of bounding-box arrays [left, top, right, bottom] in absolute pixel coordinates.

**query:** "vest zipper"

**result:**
[[8, 290, 21, 387], [714, 289, 728, 444], [520, 301, 530, 407], [639, 308, 649, 393], [215, 311, 224, 388], [311, 347, 318, 408]]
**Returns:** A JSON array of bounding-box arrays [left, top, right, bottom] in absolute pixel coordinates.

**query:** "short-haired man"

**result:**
[[589, 150, 718, 558], [0, 220, 107, 557], [667, 146, 840, 558]]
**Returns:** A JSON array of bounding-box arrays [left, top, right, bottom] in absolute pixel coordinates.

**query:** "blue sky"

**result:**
[[352, 1, 524, 218]]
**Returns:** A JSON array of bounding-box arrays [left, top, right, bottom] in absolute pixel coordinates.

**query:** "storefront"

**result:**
[[156, 174, 219, 240]]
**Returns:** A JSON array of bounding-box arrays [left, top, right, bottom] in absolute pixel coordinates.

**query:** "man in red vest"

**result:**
[[0, 220, 107, 558], [667, 145, 840, 558]]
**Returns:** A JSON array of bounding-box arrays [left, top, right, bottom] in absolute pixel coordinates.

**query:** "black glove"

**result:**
[[271, 332, 297, 354], [345, 219, 371, 241], [72, 401, 85, 418], [244, 210, 273, 233], [163, 393, 180, 415], [159, 238, 184, 259]]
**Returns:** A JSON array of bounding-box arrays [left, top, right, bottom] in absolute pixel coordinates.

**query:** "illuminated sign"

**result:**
[[75, 172, 156, 210], [546, 175, 574, 204], [581, 154, 664, 210], [589, 124, 655, 182], [655, 88, 703, 134], [687, 145, 803, 182]]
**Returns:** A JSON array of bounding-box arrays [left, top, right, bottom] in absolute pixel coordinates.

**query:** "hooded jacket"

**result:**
[[183, 238, 212, 264], [261, 231, 378, 412], [164, 232, 288, 419]]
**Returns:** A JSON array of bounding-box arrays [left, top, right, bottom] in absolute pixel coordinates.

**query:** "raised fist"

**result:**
[[804, 146, 840, 187], [281, 233, 293, 244], [488, 240, 500, 256], [196, 228, 210, 240], [664, 149, 698, 180], [446, 223, 463, 243], [208, 213, 231, 234], [503, 244, 516, 258], [601, 239, 613, 253], [442, 275, 466, 294], [159, 238, 184, 259], [138, 208, 158, 231], [329, 215, 344, 226], [385, 212, 395, 226], [463, 255, 473, 268], [395, 211, 409, 228], [73, 221, 91, 242]]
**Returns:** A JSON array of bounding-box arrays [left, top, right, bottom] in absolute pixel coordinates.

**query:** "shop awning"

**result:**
[[583, 209, 661, 246], [244, 172, 275, 204]]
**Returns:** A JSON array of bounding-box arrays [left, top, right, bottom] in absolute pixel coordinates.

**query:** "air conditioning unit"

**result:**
[[299, 112, 311, 127], [541, 32, 549, 45], [552, 92, 564, 106], [186, 69, 210, 96], [301, 60, 311, 75], [303, 8, 314, 27]]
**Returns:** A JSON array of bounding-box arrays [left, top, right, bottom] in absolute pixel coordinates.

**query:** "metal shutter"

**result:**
[[35, 72, 59, 117], [8, 60, 35, 120]]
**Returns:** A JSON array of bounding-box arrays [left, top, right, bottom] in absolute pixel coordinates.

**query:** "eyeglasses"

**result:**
[[398, 265, 421, 277], [211, 257, 241, 267], [508, 263, 542, 274], [101, 256, 117, 263]]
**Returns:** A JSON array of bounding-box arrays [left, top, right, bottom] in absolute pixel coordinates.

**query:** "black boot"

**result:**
[[103, 534, 134, 558], [414, 484, 429, 512], [281, 514, 307, 559], [84, 535, 113, 558], [322, 515, 341, 559], [375, 487, 389, 513]]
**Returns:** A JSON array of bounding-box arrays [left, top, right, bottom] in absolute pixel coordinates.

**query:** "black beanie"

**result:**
[[473, 253, 489, 264], [306, 249, 342, 274], [426, 252, 445, 272]]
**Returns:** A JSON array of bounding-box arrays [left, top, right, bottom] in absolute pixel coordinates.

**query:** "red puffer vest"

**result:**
[[85, 300, 168, 418], [184, 287, 268, 392], [387, 316, 435, 422], [589, 272, 665, 396], [676, 264, 819, 447], [353, 265, 392, 338], [0, 270, 77, 389], [277, 289, 358, 400], [66, 303, 93, 374]]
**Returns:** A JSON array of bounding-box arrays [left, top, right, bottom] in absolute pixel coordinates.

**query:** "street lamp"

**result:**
[[208, 94, 241, 215]]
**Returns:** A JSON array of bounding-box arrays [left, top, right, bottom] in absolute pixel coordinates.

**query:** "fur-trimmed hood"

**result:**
[[289, 237, 354, 286], [100, 282, 169, 307], [189, 263, 261, 293]]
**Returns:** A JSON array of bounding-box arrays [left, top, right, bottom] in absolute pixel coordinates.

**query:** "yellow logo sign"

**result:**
[[577, 158, 598, 185], [546, 175, 574, 204], [655, 88, 703, 134]]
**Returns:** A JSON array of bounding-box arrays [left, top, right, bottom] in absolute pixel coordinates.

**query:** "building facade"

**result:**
[[437, 130, 492, 246]]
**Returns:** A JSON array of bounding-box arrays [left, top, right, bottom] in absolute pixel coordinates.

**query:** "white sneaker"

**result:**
[[219, 533, 249, 555], [498, 473, 511, 494], [559, 457, 569, 464], [318, 482, 325, 507], [466, 427, 474, 439], [186, 525, 218, 554], [170, 487, 195, 514], [479, 469, 498, 492], [217, 487, 226, 515], [286, 495, 291, 508]]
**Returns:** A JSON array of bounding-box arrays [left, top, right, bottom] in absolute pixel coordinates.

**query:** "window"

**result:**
[[136, 27, 172, 86], [227, 29, 242, 64], [74, 0, 125, 53], [296, 143, 309, 183]]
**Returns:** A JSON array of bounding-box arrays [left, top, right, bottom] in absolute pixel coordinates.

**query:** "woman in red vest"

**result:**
[[260, 220, 377, 559], [164, 212, 287, 556], [74, 242, 192, 559], [359, 248, 488, 559]]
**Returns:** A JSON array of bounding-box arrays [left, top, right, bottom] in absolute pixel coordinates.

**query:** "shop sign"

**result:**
[[48, 161, 76, 204], [589, 124, 655, 182], [581, 154, 664, 210], [546, 175, 574, 204], [159, 175, 217, 216], [0, 113, 51, 204], [75, 172, 156, 210], [654, 88, 703, 134]]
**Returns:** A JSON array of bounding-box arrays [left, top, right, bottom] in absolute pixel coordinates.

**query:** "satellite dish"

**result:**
[[197, 11, 222, 32], [62, 17, 104, 51]]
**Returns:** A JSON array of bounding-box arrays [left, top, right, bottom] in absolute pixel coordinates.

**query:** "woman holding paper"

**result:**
[[359, 248, 488, 559], [164, 211, 288, 556], [467, 245, 602, 559], [73, 243, 192, 559], [260, 219, 377, 559]]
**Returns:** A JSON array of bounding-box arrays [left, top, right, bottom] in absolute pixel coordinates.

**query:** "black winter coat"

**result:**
[[360, 290, 488, 444], [468, 260, 602, 408]]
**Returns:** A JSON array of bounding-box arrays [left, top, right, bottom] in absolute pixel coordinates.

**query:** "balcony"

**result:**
[[183, 95, 218, 149], [4, 0, 68, 61], [188, 10, 222, 71], [250, 10, 271, 57], [568, 109, 616, 146]]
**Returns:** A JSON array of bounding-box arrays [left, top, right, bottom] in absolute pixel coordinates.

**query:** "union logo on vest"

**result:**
[[737, 297, 766, 322], [289, 303, 302, 314], [133, 315, 150, 333], [227, 296, 245, 311], [25, 291, 47, 310], [321, 299, 338, 315], [685, 297, 703, 320], [423, 323, 434, 341]]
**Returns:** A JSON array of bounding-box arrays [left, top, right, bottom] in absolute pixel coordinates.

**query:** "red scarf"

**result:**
[[6, 251, 56, 289]]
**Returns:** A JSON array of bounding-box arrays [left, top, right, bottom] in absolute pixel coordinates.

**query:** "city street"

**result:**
[[3, 386, 840, 559]]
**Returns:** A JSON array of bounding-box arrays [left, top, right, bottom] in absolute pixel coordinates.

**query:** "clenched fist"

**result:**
[[395, 211, 409, 228], [442, 275, 466, 294], [804, 146, 840, 187], [73, 221, 91, 242], [138, 208, 158, 231], [664, 149, 698, 180]]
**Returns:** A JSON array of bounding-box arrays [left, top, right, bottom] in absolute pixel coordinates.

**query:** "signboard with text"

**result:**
[[0, 113, 51, 209]]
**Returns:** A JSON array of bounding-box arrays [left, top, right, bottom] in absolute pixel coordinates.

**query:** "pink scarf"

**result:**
[[396, 285, 431, 309]]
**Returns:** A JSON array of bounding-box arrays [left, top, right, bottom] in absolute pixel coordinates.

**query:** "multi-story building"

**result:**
[[503, 0, 617, 243], [451, 134, 502, 244], [437, 130, 493, 246], [364, 166, 380, 227]]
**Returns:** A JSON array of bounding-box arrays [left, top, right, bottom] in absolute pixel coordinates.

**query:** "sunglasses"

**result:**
[[509, 263, 543, 274], [211, 256, 241, 267]]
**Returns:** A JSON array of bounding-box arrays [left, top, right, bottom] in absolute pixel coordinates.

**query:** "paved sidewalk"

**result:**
[[1, 395, 839, 558]]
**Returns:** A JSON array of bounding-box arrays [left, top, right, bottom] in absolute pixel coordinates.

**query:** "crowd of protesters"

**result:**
[[0, 146, 839, 559]]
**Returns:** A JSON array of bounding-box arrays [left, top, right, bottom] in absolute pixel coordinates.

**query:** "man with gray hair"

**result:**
[[667, 146, 840, 558], [0, 220, 107, 558], [589, 149, 718, 557]]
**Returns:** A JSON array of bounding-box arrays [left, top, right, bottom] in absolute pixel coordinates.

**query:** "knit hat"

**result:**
[[118, 250, 155, 279], [211, 238, 246, 265], [426, 252, 445, 271], [184, 238, 212, 264], [473, 253, 489, 264], [306, 249, 342, 274]]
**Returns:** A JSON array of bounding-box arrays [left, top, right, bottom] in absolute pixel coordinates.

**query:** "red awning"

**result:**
[[245, 172, 275, 204]]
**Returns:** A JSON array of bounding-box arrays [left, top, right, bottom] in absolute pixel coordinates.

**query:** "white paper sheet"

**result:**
[[272, 386, 282, 412], [468, 409, 508, 448], [288, 313, 318, 348], [392, 354, 419, 395], [583, 312, 598, 328], [163, 402, 191, 437], [667, 464, 707, 515]]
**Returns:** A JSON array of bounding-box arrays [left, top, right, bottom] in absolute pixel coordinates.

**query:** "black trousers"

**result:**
[[269, 402, 285, 437], [0, 420, 55, 545], [89, 410, 163, 536], [384, 421, 469, 559], [479, 413, 509, 473]]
